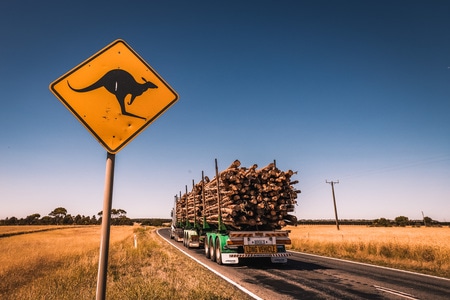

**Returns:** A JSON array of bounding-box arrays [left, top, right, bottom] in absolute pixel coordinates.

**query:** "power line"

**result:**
[[340, 154, 450, 181]]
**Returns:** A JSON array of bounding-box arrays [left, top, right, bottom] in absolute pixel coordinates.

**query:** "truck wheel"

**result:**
[[205, 238, 210, 258], [215, 238, 222, 265], [209, 239, 216, 262]]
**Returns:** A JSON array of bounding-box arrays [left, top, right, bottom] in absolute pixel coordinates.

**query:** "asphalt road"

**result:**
[[158, 228, 450, 299]]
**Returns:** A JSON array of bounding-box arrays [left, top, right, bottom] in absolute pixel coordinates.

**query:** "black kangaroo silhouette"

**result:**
[[67, 69, 158, 120]]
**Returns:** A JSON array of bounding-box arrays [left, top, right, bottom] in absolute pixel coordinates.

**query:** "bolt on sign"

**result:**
[[50, 39, 178, 153]]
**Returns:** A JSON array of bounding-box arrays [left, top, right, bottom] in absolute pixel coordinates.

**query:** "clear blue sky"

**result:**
[[1, 0, 449, 222]]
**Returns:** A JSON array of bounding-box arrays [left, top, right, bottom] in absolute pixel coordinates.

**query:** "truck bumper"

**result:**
[[223, 252, 290, 264], [228, 252, 290, 264], [229, 252, 290, 258]]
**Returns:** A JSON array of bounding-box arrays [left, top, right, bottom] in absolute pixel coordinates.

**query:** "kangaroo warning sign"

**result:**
[[50, 39, 178, 154]]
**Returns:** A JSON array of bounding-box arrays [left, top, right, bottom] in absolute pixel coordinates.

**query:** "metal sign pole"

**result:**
[[96, 152, 115, 300]]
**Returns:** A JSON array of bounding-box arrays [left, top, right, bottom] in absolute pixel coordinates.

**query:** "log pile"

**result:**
[[176, 160, 300, 230]]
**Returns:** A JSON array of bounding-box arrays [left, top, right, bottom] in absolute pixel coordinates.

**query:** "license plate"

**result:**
[[244, 245, 277, 254]]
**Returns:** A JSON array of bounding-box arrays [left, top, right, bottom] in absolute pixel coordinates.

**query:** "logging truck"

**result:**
[[170, 205, 183, 242], [174, 159, 299, 264]]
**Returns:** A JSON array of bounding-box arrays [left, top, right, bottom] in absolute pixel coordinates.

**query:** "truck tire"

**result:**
[[205, 238, 211, 258], [209, 239, 216, 262], [215, 238, 222, 265]]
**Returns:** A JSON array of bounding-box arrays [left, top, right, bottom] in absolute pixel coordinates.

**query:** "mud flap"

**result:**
[[221, 253, 239, 264], [271, 257, 288, 263]]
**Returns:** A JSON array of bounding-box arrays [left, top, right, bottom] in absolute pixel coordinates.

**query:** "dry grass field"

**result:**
[[0, 226, 251, 300], [287, 225, 450, 278], [2, 225, 449, 299]]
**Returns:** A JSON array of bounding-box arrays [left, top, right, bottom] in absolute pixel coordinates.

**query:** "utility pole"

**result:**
[[326, 180, 340, 230]]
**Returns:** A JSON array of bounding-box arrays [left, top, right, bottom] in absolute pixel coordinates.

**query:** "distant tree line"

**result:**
[[371, 215, 443, 227], [136, 218, 171, 227], [2, 208, 444, 228], [298, 215, 445, 227], [0, 207, 133, 226]]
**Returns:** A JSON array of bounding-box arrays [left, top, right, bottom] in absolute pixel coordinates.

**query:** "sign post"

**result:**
[[50, 39, 178, 299], [96, 152, 115, 299]]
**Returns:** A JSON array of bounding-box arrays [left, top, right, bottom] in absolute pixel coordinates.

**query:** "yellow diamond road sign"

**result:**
[[50, 39, 178, 154]]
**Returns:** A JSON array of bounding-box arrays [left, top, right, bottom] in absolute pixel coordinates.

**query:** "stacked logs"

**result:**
[[176, 160, 300, 231]]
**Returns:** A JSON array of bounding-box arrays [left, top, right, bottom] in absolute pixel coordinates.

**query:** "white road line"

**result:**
[[374, 285, 419, 300], [157, 228, 263, 300], [288, 250, 450, 282]]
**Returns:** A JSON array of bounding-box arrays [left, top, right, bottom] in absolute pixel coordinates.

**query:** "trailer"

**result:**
[[174, 159, 298, 265], [182, 177, 210, 249], [204, 159, 291, 264], [169, 185, 203, 248]]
